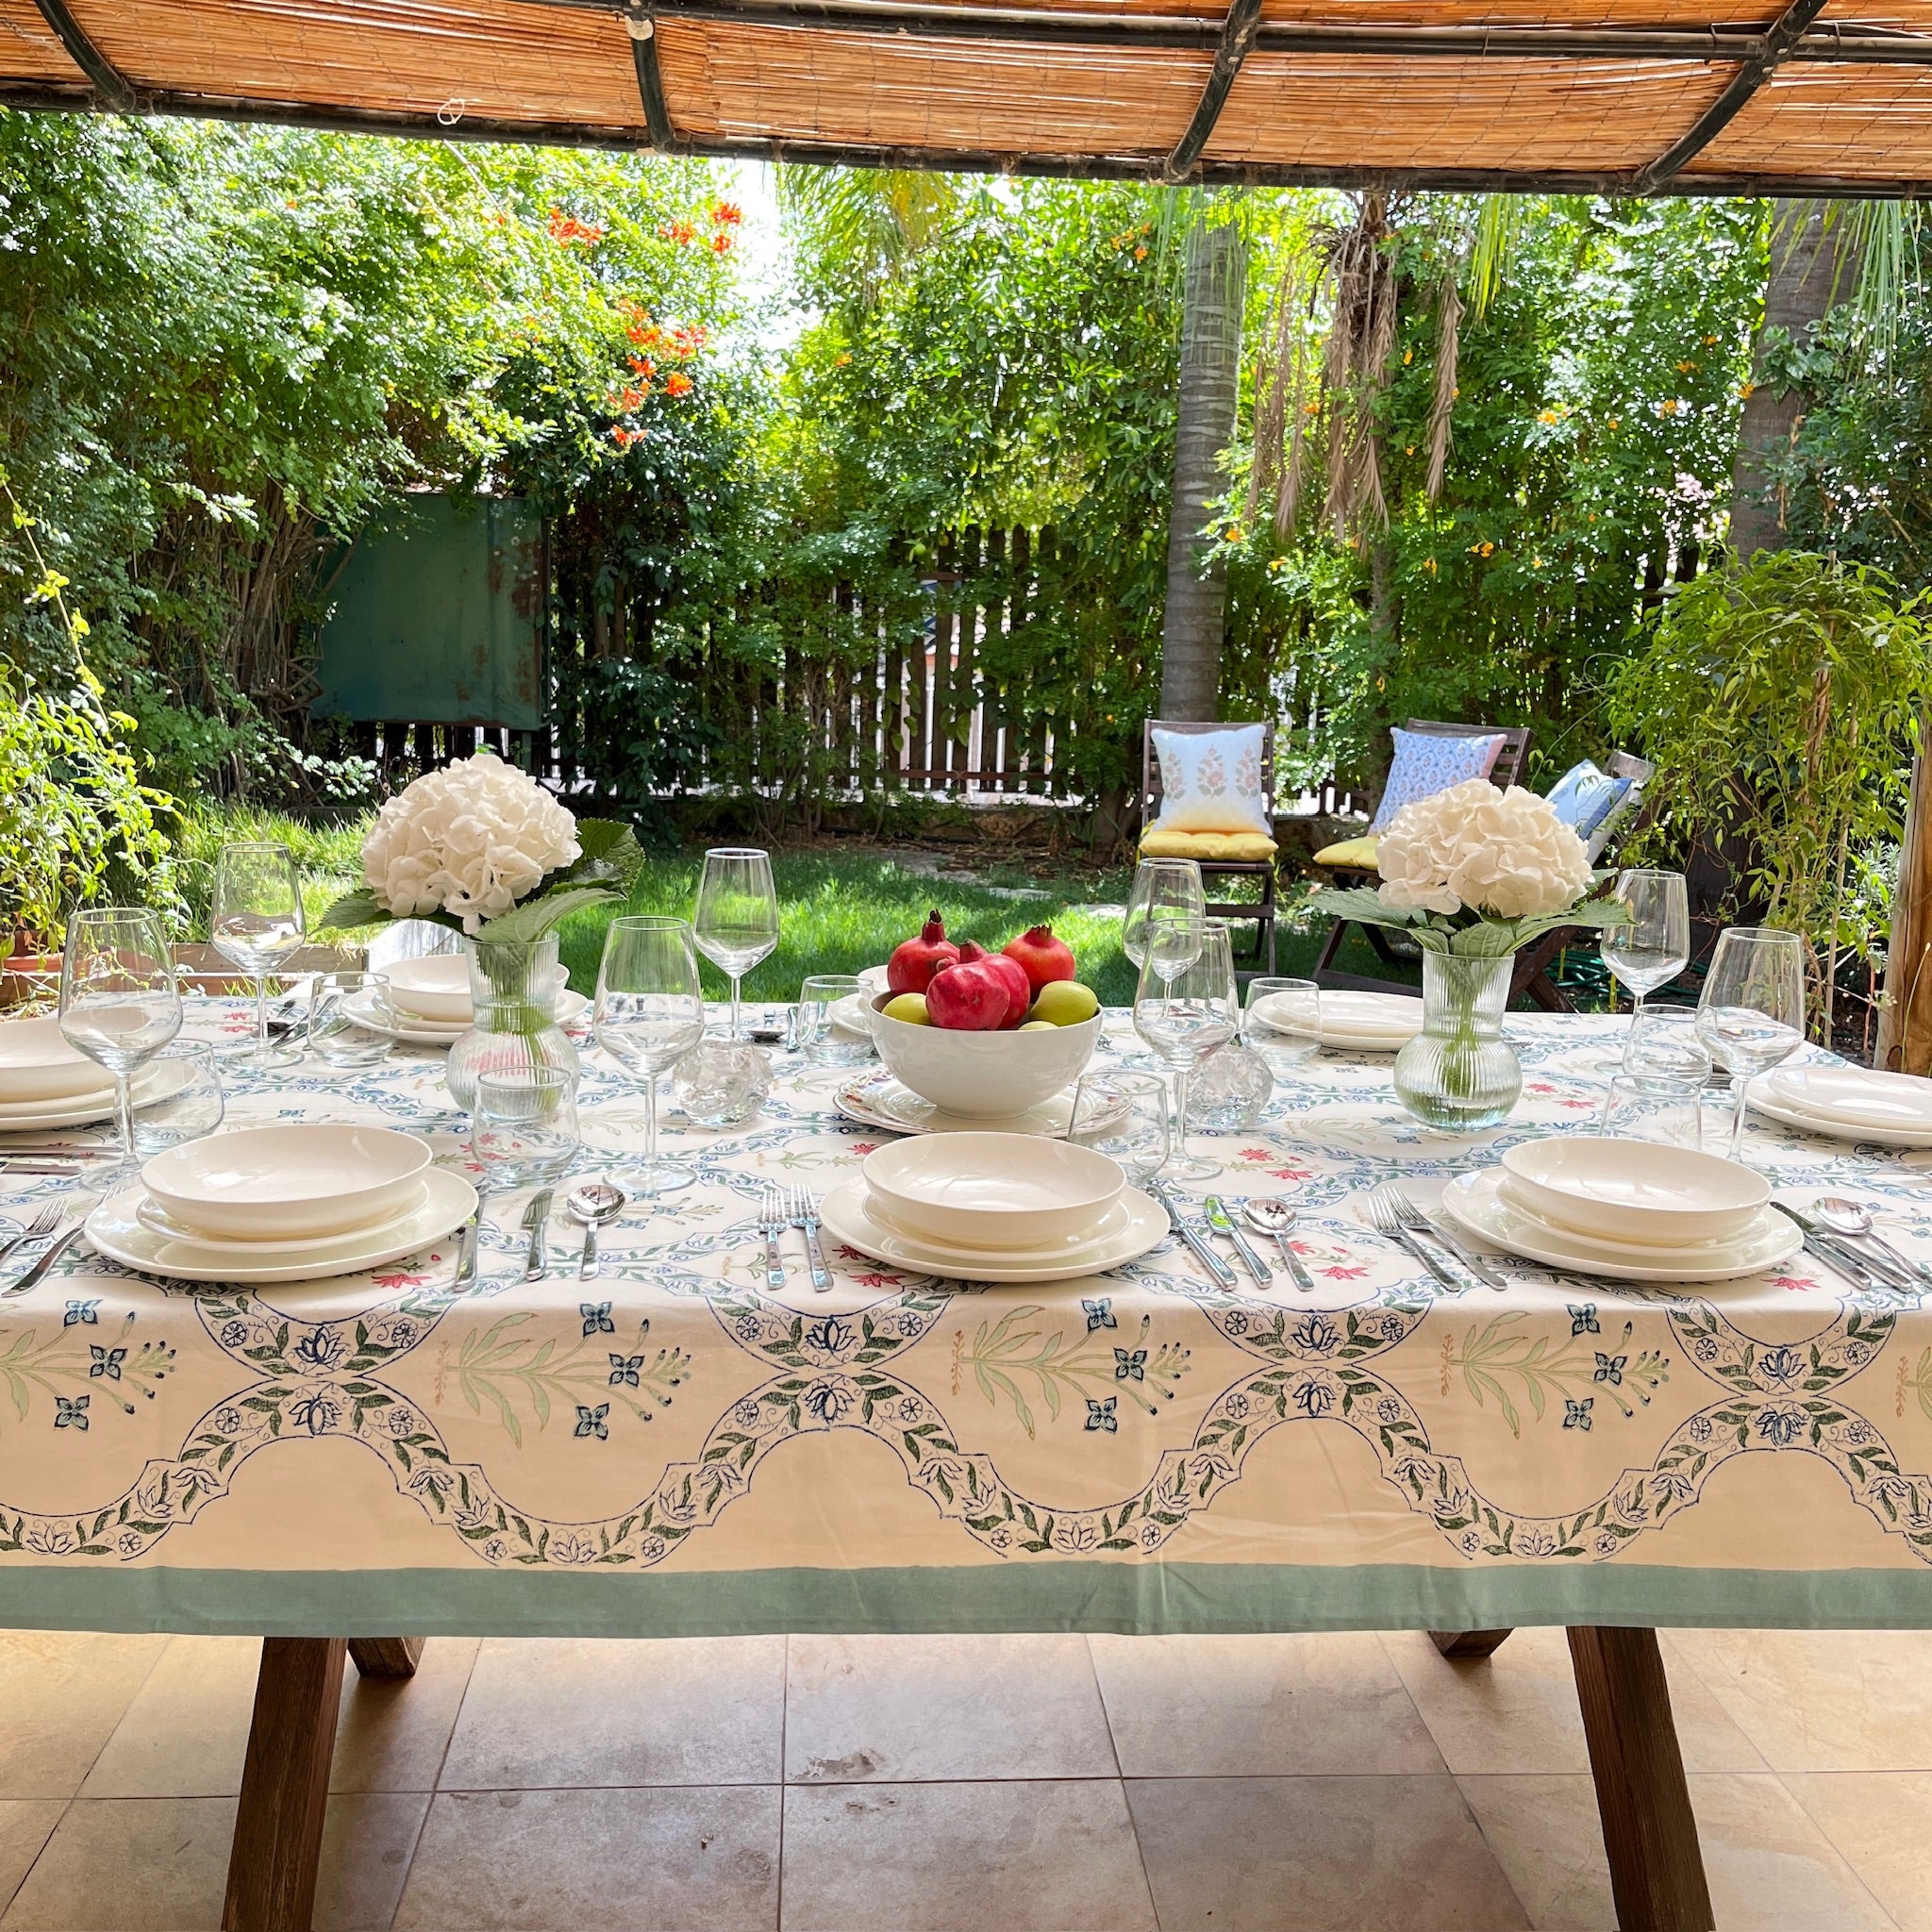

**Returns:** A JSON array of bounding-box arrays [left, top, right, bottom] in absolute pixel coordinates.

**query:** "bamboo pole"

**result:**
[[1876, 725, 1932, 1074]]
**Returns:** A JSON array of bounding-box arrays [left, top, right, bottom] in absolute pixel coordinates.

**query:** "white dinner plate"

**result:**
[[343, 987, 590, 1044], [0, 1058, 189, 1131], [1320, 1029, 1417, 1054], [1314, 991, 1424, 1043], [1748, 1083, 1932, 1149], [136, 1180, 430, 1254], [1764, 1067, 1932, 1132], [829, 991, 875, 1041], [818, 1174, 1166, 1281], [858, 966, 890, 994], [0, 1017, 117, 1104], [833, 1071, 1121, 1139], [1439, 1171, 1802, 1283], [87, 1166, 476, 1284]]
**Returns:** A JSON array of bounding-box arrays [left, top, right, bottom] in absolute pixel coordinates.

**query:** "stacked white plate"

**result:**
[[1307, 991, 1424, 1052], [1438, 1135, 1800, 1282], [85, 1124, 475, 1282], [0, 1016, 192, 1130], [817, 1132, 1165, 1281], [834, 1069, 1127, 1139], [1750, 1067, 1932, 1147], [352, 956, 589, 1046]]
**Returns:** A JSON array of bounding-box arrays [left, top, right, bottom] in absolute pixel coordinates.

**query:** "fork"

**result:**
[[788, 1185, 834, 1293], [0, 1204, 61, 1268], [1388, 1188, 1506, 1291], [757, 1185, 787, 1291], [1366, 1188, 1465, 1291]]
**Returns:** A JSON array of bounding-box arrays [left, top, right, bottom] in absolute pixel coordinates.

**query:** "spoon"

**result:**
[[1812, 1196, 1927, 1284], [1242, 1198, 1314, 1291], [566, 1181, 626, 1281]]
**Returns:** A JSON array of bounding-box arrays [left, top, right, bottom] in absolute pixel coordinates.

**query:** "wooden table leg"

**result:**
[[1567, 1625, 1713, 1932], [1428, 1628, 1514, 1659], [346, 1636, 424, 1678], [223, 1638, 346, 1932]]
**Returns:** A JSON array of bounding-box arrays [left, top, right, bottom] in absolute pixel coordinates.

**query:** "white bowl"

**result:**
[[870, 995, 1099, 1119], [863, 1132, 1124, 1250], [142, 1124, 434, 1241], [385, 954, 570, 1023], [0, 1017, 114, 1104], [1498, 1136, 1769, 1249]]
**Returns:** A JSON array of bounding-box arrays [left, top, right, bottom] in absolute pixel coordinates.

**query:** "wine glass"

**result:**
[[473, 1068, 581, 1190], [1065, 1071, 1171, 1187], [1122, 858, 1207, 974], [1600, 869, 1690, 1073], [1134, 917, 1238, 1181], [1694, 926, 1805, 1158], [694, 848, 779, 1041], [211, 841, 306, 1070], [594, 916, 708, 1198], [58, 907, 182, 1182]]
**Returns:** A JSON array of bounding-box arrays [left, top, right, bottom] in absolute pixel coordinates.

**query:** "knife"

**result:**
[[1411, 1214, 1507, 1292], [1203, 1196, 1272, 1286], [455, 1188, 488, 1291], [521, 1188, 555, 1283], [1153, 1185, 1236, 1288], [4, 1225, 83, 1297], [1769, 1202, 1904, 1293]]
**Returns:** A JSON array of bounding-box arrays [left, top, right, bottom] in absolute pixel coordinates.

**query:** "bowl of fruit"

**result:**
[[870, 912, 1102, 1119]]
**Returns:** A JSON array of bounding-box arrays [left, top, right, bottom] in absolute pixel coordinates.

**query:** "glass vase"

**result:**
[[444, 934, 579, 1112], [1391, 952, 1522, 1130]]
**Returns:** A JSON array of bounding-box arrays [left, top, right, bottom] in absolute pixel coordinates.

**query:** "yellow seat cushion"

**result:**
[[1139, 828, 1278, 862], [1313, 835, 1381, 870]]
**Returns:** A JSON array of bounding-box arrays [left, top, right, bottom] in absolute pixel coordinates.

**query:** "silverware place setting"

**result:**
[[522, 1187, 557, 1283]]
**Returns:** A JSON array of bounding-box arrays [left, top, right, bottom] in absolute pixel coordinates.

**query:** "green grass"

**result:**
[[170, 802, 368, 938]]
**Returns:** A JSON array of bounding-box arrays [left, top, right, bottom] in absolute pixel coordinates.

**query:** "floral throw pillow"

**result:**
[[1151, 724, 1272, 836], [1368, 726, 1507, 834], [1543, 759, 1632, 842]]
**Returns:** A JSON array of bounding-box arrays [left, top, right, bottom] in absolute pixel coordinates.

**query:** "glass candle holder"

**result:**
[[672, 1039, 773, 1129]]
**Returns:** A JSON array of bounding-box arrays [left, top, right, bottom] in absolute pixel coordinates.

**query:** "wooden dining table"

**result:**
[[2, 999, 1927, 1932]]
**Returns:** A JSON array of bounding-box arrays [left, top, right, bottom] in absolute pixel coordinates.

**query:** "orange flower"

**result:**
[[1133, 245, 1147, 259], [711, 233, 733, 255], [547, 208, 605, 246], [619, 383, 651, 408], [627, 355, 657, 378], [710, 200, 743, 225], [664, 372, 693, 397], [610, 425, 639, 447], [661, 220, 696, 245]]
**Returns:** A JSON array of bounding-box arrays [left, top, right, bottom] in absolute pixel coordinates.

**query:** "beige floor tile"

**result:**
[[1458, 1773, 1896, 1932], [785, 1634, 1114, 1782], [1128, 1774, 1528, 1931], [1383, 1626, 1765, 1776], [439, 1636, 784, 1790], [1784, 1773, 1932, 1929], [78, 1637, 260, 1799], [316, 1791, 432, 1932], [782, 1779, 1155, 1932], [0, 1806, 64, 1917], [331, 1639, 479, 1794], [1091, 1631, 1444, 1777], [0, 1631, 168, 1801], [1671, 1628, 1932, 1772], [393, 1786, 779, 1931], [0, 1795, 233, 1930]]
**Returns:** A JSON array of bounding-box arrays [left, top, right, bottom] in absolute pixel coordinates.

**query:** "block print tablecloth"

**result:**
[[2, 1004, 1930, 1638]]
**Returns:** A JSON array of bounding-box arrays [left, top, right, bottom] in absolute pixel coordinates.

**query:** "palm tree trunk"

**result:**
[[1159, 210, 1247, 721]]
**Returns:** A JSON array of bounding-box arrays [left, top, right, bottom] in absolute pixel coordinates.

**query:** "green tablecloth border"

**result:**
[[4, 1562, 1928, 1637]]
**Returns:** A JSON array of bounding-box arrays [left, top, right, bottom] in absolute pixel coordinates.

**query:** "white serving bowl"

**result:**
[[863, 1131, 1124, 1251], [870, 994, 1099, 1119], [385, 954, 570, 1023], [1499, 1136, 1769, 1249], [142, 1124, 434, 1241], [0, 1017, 114, 1104]]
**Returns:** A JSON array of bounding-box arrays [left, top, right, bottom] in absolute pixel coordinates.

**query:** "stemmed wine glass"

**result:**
[[1599, 868, 1690, 1074], [58, 908, 182, 1183], [1122, 858, 1207, 974], [694, 848, 779, 1041], [1134, 916, 1238, 1182], [1694, 926, 1805, 1158], [211, 841, 306, 1070], [594, 916, 708, 1198]]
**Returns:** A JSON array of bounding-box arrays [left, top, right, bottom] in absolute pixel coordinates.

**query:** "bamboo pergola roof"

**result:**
[[7, 0, 1932, 192]]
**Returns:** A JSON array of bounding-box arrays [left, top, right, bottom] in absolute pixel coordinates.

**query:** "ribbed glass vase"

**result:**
[[443, 933, 580, 1112], [1391, 952, 1522, 1130]]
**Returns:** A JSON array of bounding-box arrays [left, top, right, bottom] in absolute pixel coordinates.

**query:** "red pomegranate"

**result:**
[[1002, 924, 1077, 992], [924, 958, 1009, 1031], [958, 941, 1031, 1029], [887, 909, 960, 995]]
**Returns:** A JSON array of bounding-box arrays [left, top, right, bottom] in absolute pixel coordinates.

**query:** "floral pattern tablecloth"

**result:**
[[2, 1001, 1930, 1638]]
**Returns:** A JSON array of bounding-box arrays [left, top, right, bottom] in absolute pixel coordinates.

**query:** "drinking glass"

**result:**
[[1599, 1071, 1706, 1149], [473, 1068, 581, 1190], [795, 974, 874, 1068], [1599, 869, 1690, 1073], [1694, 926, 1806, 1159], [308, 971, 395, 1069], [211, 841, 306, 1070], [594, 915, 708, 1197], [693, 848, 779, 1041], [1243, 976, 1322, 1079], [58, 907, 182, 1181], [1122, 858, 1207, 974], [1065, 1071, 1171, 1186], [1134, 917, 1238, 1181], [131, 1042, 225, 1158]]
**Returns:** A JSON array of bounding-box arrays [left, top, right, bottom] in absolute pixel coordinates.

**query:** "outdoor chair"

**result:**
[[1138, 719, 1279, 976]]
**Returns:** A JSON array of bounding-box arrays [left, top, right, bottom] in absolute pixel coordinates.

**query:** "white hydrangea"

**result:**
[[361, 753, 580, 934], [1376, 778, 1591, 921]]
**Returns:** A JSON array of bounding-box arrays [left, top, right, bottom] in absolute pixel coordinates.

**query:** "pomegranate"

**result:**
[[924, 958, 1008, 1031], [1003, 923, 1077, 992], [887, 909, 960, 995], [959, 941, 1031, 1029]]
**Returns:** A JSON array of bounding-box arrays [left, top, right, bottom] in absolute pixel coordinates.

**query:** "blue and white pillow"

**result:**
[[1369, 727, 1507, 833], [1543, 760, 1632, 842]]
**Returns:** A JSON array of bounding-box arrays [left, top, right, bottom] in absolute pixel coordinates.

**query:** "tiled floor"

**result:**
[[0, 1624, 1925, 1930]]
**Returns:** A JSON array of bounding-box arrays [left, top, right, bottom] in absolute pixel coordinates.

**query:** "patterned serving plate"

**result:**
[[833, 1070, 1117, 1139]]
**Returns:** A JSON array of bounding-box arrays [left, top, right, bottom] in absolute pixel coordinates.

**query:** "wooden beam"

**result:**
[[346, 1635, 425, 1678], [223, 1637, 346, 1932], [1636, 0, 1832, 190], [624, 10, 682, 151], [1568, 1625, 1713, 1932], [1164, 0, 1261, 181], [1428, 1627, 1514, 1658], [1878, 722, 1932, 1074], [28, 0, 136, 104]]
